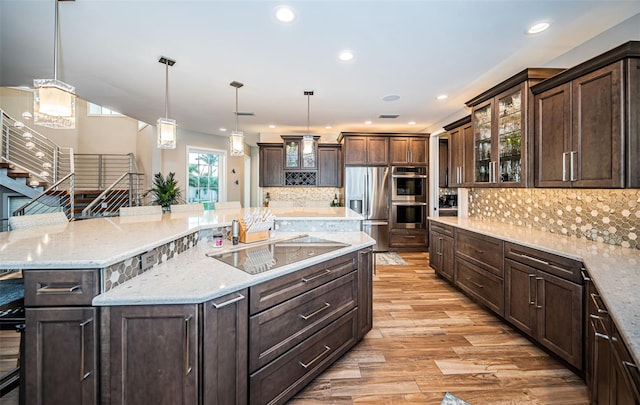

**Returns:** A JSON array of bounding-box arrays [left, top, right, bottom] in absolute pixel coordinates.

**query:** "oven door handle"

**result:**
[[392, 202, 427, 206]]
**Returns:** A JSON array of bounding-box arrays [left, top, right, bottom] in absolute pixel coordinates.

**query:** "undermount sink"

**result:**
[[207, 235, 348, 275]]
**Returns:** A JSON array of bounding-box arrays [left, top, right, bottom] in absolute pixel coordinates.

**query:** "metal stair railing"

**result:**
[[74, 153, 139, 190], [12, 172, 75, 218], [81, 171, 144, 218]]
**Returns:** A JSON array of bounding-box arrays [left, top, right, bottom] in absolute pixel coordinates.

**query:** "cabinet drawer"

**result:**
[[456, 258, 504, 316], [249, 272, 357, 372], [611, 328, 640, 402], [455, 229, 504, 276], [24, 269, 100, 307], [250, 253, 356, 314], [429, 221, 454, 237], [505, 242, 582, 284], [249, 309, 357, 405], [389, 229, 428, 247]]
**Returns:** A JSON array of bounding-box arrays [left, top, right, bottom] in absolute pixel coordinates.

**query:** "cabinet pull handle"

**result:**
[[570, 151, 577, 181], [471, 247, 484, 255], [581, 269, 591, 282], [405, 235, 417, 239], [535, 277, 544, 309], [622, 361, 640, 388], [594, 332, 610, 340], [459, 167, 463, 184], [79, 318, 93, 381], [299, 345, 331, 369], [488, 162, 493, 183], [184, 315, 192, 376], [302, 269, 332, 283], [590, 293, 608, 315], [37, 284, 81, 294], [212, 293, 245, 309], [528, 274, 536, 305], [469, 280, 484, 289], [300, 302, 331, 320], [493, 161, 499, 183], [562, 152, 568, 182], [514, 252, 549, 266]]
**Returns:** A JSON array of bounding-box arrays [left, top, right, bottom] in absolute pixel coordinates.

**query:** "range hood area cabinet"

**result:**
[[258, 139, 342, 187], [338, 132, 430, 166], [532, 41, 640, 188], [464, 68, 565, 188]]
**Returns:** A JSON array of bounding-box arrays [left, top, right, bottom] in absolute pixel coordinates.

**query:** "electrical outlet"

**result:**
[[140, 250, 156, 271]]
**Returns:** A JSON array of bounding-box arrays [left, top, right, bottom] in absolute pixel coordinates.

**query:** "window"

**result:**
[[87, 102, 122, 116], [187, 147, 225, 204]]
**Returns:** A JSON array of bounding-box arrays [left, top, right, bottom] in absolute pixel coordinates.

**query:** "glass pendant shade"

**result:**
[[229, 131, 245, 156], [157, 117, 177, 149], [302, 135, 315, 155], [33, 79, 76, 129]]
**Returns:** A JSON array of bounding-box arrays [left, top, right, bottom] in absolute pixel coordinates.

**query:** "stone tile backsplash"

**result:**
[[468, 188, 640, 250], [263, 187, 341, 207]]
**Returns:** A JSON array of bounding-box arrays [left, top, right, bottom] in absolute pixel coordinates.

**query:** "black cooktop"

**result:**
[[208, 236, 348, 275]]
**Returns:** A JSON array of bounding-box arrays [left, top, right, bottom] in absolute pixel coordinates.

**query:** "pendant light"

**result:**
[[302, 90, 315, 154], [229, 81, 245, 156], [34, 0, 76, 129], [157, 56, 177, 149]]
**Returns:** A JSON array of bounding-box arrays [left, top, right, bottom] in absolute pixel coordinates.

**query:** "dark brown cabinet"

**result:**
[[317, 144, 342, 187], [533, 41, 640, 188], [390, 136, 428, 165], [504, 243, 583, 369], [357, 248, 373, 339], [202, 290, 248, 405], [259, 143, 284, 187], [108, 305, 199, 405], [389, 229, 428, 250], [444, 116, 472, 188], [429, 221, 454, 282], [438, 139, 448, 187], [340, 134, 389, 165]]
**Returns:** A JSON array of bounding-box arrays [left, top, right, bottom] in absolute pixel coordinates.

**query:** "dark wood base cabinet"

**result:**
[[429, 222, 454, 282]]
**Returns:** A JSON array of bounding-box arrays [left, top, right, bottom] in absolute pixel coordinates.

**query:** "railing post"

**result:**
[[69, 174, 75, 219], [98, 154, 103, 190], [53, 146, 59, 183]]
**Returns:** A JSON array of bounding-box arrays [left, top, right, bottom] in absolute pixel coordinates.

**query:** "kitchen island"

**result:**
[[0, 207, 373, 405]]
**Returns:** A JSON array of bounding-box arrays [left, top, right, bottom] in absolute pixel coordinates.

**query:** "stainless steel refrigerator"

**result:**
[[345, 166, 389, 251]]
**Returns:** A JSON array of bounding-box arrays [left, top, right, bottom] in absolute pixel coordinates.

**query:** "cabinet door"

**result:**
[[536, 271, 583, 369], [590, 313, 613, 405], [504, 259, 536, 337], [438, 139, 448, 187], [461, 122, 475, 186], [441, 235, 454, 282], [344, 137, 367, 165], [428, 231, 443, 273], [203, 290, 248, 405], [448, 127, 463, 187], [496, 86, 524, 185], [109, 305, 198, 405], [317, 145, 342, 187], [367, 137, 389, 165], [259, 145, 284, 187], [390, 137, 411, 165], [25, 308, 97, 405], [472, 100, 493, 184], [571, 61, 624, 188], [357, 249, 373, 339], [409, 137, 428, 165], [535, 83, 571, 187]]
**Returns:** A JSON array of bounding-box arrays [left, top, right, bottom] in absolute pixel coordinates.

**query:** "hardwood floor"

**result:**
[[289, 252, 589, 404]]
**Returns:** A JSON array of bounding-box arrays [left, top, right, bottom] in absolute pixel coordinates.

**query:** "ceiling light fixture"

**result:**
[[408, 121, 416, 125], [275, 5, 295, 23], [436, 94, 448, 100], [382, 95, 400, 102], [303, 90, 315, 155], [338, 50, 354, 62], [527, 21, 550, 35], [157, 57, 177, 149], [229, 81, 245, 156], [34, 0, 76, 129], [268, 124, 276, 129], [325, 125, 332, 129], [364, 120, 372, 125]]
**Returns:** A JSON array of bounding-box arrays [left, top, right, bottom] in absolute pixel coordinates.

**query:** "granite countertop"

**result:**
[[93, 231, 374, 306], [0, 207, 363, 270], [429, 216, 640, 367]]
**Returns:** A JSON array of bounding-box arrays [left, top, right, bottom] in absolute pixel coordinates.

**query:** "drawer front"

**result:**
[[389, 229, 428, 247], [250, 252, 356, 314], [505, 242, 582, 283], [456, 258, 504, 316], [249, 272, 357, 372], [429, 221, 454, 237], [249, 309, 357, 405], [24, 269, 100, 307], [455, 229, 504, 276]]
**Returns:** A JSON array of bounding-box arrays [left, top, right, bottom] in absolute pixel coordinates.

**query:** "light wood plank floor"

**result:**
[[289, 252, 589, 404]]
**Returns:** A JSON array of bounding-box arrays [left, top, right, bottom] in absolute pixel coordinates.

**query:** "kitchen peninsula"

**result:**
[[0, 207, 373, 405]]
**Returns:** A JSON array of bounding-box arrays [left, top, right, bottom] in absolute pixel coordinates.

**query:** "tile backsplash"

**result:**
[[263, 187, 341, 207], [468, 188, 640, 250]]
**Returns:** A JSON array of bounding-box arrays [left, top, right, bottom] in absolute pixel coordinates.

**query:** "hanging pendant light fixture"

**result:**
[[229, 81, 245, 156], [34, 0, 76, 129], [302, 90, 315, 154], [157, 56, 177, 149]]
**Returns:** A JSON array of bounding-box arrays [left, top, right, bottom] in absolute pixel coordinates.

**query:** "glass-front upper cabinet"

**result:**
[[283, 136, 317, 169], [497, 90, 522, 183], [473, 103, 492, 183]]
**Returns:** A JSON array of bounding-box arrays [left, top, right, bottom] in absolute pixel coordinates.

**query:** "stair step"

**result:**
[[7, 171, 29, 179], [0, 162, 10, 169]]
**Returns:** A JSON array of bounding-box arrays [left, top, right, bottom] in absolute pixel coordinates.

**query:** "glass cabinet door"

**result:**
[[473, 104, 492, 183], [284, 140, 300, 168], [497, 89, 522, 183]]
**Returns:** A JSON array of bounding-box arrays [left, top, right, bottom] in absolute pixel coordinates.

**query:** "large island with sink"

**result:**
[[0, 207, 373, 405]]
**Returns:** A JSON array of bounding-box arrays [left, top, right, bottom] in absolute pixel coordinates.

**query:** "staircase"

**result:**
[[0, 162, 46, 198]]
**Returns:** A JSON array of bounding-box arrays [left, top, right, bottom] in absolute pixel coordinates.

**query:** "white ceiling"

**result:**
[[1, 1, 640, 145]]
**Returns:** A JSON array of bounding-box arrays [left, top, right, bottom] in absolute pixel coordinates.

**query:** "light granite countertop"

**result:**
[[93, 231, 374, 306], [0, 207, 362, 269], [429, 216, 640, 367]]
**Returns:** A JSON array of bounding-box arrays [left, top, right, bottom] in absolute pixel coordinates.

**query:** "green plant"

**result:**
[[145, 172, 183, 208]]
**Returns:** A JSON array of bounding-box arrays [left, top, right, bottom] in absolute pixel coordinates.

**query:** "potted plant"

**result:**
[[145, 172, 183, 211]]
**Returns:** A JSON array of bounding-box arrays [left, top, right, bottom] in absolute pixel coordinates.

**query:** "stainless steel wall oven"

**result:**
[[391, 166, 427, 202], [391, 202, 427, 229]]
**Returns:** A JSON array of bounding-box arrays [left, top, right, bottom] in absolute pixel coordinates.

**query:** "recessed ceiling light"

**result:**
[[268, 124, 276, 129], [338, 50, 354, 62], [275, 6, 295, 23], [325, 125, 332, 129], [408, 121, 416, 125], [219, 127, 227, 132], [382, 95, 400, 102], [436, 94, 448, 100], [364, 120, 372, 125], [526, 21, 550, 35]]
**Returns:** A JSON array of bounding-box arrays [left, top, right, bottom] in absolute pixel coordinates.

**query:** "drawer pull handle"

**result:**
[[469, 280, 484, 289], [37, 284, 82, 294], [80, 318, 93, 381], [302, 269, 332, 283], [590, 293, 608, 315], [514, 253, 549, 266], [212, 293, 245, 309], [299, 345, 331, 369], [471, 247, 484, 254], [300, 302, 331, 321], [594, 331, 610, 340], [184, 315, 192, 376], [581, 269, 591, 282]]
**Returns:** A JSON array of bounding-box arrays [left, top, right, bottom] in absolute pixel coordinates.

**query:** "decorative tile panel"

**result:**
[[468, 188, 640, 250], [262, 187, 341, 207], [275, 219, 361, 233]]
